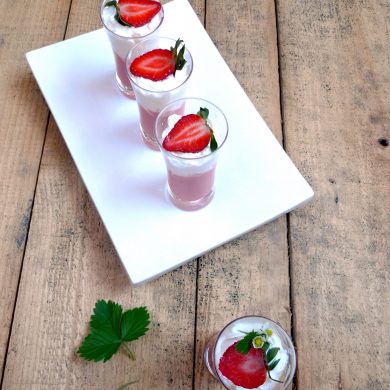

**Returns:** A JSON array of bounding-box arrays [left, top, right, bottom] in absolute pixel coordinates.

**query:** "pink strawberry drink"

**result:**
[[100, 0, 164, 98], [126, 37, 193, 150], [155, 98, 228, 211], [204, 316, 296, 390]]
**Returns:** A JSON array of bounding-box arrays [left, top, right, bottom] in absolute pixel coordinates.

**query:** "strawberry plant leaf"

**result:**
[[78, 300, 150, 363], [121, 306, 150, 342], [262, 341, 270, 352], [266, 347, 280, 364], [267, 358, 281, 371], [78, 331, 122, 362], [89, 300, 122, 339], [236, 331, 259, 354]]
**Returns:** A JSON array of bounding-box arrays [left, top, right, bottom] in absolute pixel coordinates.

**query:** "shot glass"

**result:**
[[100, 0, 164, 98], [155, 98, 228, 211], [126, 37, 193, 150], [204, 316, 296, 389]]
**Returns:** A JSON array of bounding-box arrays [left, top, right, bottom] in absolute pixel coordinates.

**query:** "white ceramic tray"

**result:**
[[26, 0, 313, 284]]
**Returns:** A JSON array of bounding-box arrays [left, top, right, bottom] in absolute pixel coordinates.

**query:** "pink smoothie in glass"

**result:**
[[138, 103, 185, 150], [167, 168, 216, 210], [114, 52, 132, 92]]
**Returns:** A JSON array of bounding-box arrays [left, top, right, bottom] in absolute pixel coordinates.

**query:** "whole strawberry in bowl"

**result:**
[[126, 37, 193, 150], [204, 316, 296, 389]]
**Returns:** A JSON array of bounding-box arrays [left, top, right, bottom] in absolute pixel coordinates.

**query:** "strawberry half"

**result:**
[[218, 342, 267, 389], [130, 39, 187, 81], [105, 0, 161, 28], [118, 0, 161, 27]]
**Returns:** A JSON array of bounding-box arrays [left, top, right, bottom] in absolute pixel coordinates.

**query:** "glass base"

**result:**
[[167, 186, 214, 211], [140, 125, 159, 150], [116, 73, 135, 99]]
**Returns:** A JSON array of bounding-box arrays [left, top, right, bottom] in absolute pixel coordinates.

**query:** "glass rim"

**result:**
[[212, 315, 297, 390], [155, 97, 229, 160], [99, 0, 164, 40], [125, 37, 194, 94]]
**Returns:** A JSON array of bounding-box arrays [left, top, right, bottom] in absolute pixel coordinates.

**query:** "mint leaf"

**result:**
[[78, 300, 150, 363], [236, 331, 259, 354], [266, 347, 280, 364], [267, 358, 281, 371], [121, 307, 150, 342]]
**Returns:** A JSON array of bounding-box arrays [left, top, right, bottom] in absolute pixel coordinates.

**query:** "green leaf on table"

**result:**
[[78, 331, 122, 362], [121, 306, 150, 342], [77, 300, 150, 363]]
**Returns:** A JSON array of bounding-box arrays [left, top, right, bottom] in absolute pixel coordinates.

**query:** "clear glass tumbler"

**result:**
[[126, 37, 193, 150], [100, 0, 164, 98], [204, 316, 296, 389], [155, 97, 228, 211]]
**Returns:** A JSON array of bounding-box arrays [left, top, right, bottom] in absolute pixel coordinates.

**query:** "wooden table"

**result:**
[[1, 0, 389, 389]]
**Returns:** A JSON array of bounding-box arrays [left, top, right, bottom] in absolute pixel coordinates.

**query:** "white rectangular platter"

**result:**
[[26, 0, 314, 284]]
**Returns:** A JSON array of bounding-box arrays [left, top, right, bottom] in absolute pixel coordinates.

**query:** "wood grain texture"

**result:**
[[277, 0, 390, 389], [0, 0, 72, 380], [2, 0, 203, 389], [194, 1, 290, 388]]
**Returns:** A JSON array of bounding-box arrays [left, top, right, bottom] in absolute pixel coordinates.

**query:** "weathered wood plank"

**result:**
[[2, 0, 204, 389], [277, 0, 390, 388], [0, 0, 72, 381], [194, 1, 289, 388]]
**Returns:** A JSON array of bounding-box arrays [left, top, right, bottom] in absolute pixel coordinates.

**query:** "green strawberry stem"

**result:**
[[267, 370, 284, 384], [170, 39, 187, 75], [122, 343, 136, 361]]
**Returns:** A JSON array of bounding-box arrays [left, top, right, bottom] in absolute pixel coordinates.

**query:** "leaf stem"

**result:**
[[116, 380, 138, 390], [267, 370, 284, 384], [122, 343, 136, 361]]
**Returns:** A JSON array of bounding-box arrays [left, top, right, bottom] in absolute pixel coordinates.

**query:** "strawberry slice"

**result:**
[[163, 114, 211, 153], [130, 39, 187, 81], [118, 0, 161, 27], [218, 342, 267, 389], [130, 49, 175, 81]]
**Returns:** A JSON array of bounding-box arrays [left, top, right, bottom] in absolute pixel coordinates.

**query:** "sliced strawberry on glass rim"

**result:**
[[218, 342, 267, 389], [130, 39, 187, 81], [105, 0, 162, 28]]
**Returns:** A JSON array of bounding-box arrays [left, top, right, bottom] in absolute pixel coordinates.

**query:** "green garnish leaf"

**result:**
[[77, 300, 150, 363], [121, 307, 150, 342], [236, 331, 259, 354], [197, 107, 218, 151], [170, 38, 187, 75], [267, 358, 281, 371], [266, 347, 280, 364], [210, 130, 218, 151], [262, 341, 270, 352]]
